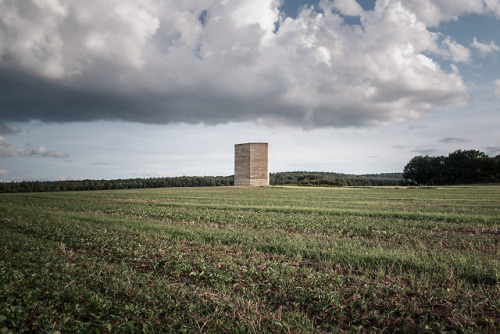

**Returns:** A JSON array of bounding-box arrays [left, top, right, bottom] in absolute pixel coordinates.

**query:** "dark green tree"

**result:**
[[443, 150, 489, 184], [403, 150, 498, 185], [402, 155, 435, 185]]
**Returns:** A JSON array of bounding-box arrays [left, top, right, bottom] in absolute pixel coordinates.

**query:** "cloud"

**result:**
[[399, 0, 500, 26], [0, 123, 21, 135], [413, 148, 439, 156], [439, 137, 469, 143], [0, 137, 25, 158], [0, 0, 470, 129], [28, 146, 70, 158], [495, 79, 500, 98], [331, 0, 364, 16], [484, 146, 500, 155], [484, 0, 500, 18], [0, 169, 8, 176], [441, 38, 470, 63], [471, 37, 500, 56], [0, 137, 69, 158]]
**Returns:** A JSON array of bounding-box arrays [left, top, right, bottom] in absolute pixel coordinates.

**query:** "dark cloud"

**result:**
[[483, 146, 500, 155], [0, 0, 472, 129], [0, 65, 308, 126], [439, 137, 469, 143], [413, 148, 439, 156], [0, 67, 143, 124]]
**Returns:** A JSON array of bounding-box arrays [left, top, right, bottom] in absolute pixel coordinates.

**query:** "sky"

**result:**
[[0, 0, 499, 181]]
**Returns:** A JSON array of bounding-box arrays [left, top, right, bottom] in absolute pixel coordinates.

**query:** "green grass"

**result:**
[[1, 186, 499, 333]]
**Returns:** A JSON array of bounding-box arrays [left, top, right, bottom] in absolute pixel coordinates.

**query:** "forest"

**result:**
[[402, 149, 500, 185], [0, 176, 233, 193], [270, 171, 402, 186], [0, 172, 402, 193], [1, 149, 498, 193]]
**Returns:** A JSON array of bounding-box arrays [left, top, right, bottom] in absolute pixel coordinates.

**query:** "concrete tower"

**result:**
[[234, 143, 269, 186]]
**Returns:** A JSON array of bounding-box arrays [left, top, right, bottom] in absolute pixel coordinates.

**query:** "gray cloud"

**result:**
[[484, 146, 500, 155], [0, 123, 21, 135], [0, 0, 472, 129], [413, 148, 440, 156], [439, 137, 469, 143], [28, 146, 70, 158], [0, 137, 69, 158]]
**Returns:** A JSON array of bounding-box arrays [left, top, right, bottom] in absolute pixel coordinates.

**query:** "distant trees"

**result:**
[[403, 150, 499, 185], [269, 172, 401, 186], [294, 174, 346, 187], [0, 171, 406, 193], [0, 176, 234, 193]]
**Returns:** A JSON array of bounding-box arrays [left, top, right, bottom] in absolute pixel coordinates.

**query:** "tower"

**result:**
[[234, 143, 269, 186]]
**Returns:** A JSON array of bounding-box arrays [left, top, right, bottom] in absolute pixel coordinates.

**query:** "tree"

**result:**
[[403, 150, 498, 185], [443, 150, 489, 184], [402, 155, 435, 185]]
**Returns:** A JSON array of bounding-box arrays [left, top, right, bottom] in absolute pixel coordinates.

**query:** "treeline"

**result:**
[[270, 172, 403, 186], [2, 150, 496, 193], [403, 149, 500, 185], [0, 176, 234, 193], [0, 172, 404, 193]]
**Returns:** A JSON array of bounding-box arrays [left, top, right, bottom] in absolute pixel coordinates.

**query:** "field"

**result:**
[[0, 186, 499, 333]]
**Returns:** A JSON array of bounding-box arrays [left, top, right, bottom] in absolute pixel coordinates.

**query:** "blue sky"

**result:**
[[0, 0, 499, 181]]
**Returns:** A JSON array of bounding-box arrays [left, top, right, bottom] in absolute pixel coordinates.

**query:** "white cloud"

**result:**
[[484, 0, 500, 18], [0, 0, 470, 128], [471, 37, 500, 56], [400, 0, 500, 26], [442, 38, 471, 63], [330, 0, 364, 16], [28, 146, 70, 158], [0, 137, 24, 157], [0, 169, 8, 176], [495, 80, 500, 99], [0, 0, 160, 79], [0, 137, 69, 158]]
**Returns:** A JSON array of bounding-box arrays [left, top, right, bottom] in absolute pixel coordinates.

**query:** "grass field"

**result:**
[[1, 186, 499, 333]]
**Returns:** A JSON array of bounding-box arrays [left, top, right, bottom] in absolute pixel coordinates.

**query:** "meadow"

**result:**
[[0, 186, 498, 333]]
